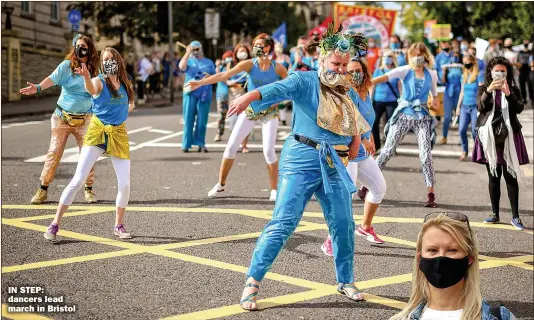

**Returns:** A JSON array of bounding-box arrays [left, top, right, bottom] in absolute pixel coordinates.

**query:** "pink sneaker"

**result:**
[[321, 236, 334, 256], [355, 225, 384, 244]]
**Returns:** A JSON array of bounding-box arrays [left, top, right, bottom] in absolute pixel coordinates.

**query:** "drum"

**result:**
[[429, 86, 445, 117]]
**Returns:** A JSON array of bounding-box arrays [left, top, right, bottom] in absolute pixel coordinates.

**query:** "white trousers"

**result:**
[[223, 112, 278, 164], [60, 146, 131, 208], [347, 157, 387, 204]]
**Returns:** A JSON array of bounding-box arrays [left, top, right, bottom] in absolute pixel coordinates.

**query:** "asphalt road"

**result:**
[[1, 103, 533, 320]]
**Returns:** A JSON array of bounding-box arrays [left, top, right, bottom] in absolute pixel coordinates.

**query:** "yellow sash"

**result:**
[[83, 116, 130, 159]]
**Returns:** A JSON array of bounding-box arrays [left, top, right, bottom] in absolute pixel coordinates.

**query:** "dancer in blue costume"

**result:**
[[178, 40, 215, 153], [187, 33, 288, 201], [372, 42, 439, 208], [226, 24, 370, 311], [322, 58, 387, 258]]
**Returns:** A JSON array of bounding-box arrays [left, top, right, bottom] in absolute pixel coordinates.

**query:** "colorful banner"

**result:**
[[333, 3, 397, 49], [424, 19, 437, 38], [308, 17, 333, 39]]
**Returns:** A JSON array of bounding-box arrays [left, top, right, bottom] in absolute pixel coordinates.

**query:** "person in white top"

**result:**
[[389, 212, 516, 320], [136, 53, 153, 103]]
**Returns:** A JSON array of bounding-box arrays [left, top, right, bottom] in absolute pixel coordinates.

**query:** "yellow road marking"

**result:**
[[364, 293, 407, 309], [13, 208, 115, 222], [1, 304, 51, 320]]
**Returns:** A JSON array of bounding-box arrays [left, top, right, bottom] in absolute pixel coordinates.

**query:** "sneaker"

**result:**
[[182, 149, 190, 153], [31, 188, 48, 204], [355, 225, 384, 244], [44, 223, 59, 242], [424, 193, 437, 208], [114, 224, 132, 239], [356, 187, 368, 201], [483, 214, 500, 224], [269, 190, 277, 201], [208, 183, 225, 198], [282, 120, 287, 126], [198, 146, 208, 153], [214, 134, 222, 142], [84, 189, 97, 203], [321, 236, 333, 256], [511, 218, 524, 230]]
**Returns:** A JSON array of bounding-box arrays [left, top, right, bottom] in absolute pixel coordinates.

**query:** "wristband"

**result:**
[[36, 85, 42, 94]]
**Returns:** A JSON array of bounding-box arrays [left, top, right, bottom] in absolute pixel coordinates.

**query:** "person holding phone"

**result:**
[[472, 57, 529, 230], [179, 41, 216, 153]]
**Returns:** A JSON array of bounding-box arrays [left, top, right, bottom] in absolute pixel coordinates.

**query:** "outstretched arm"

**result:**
[[186, 60, 252, 92], [20, 77, 55, 95]]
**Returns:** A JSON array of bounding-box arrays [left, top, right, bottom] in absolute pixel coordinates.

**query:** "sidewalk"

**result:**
[[1, 93, 181, 119]]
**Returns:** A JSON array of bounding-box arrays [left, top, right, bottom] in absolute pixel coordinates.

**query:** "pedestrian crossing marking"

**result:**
[[1, 204, 532, 319]]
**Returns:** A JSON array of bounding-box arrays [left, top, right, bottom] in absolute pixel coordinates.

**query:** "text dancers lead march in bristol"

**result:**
[[225, 23, 371, 311]]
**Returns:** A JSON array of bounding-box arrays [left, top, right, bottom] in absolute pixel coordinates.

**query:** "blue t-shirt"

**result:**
[[462, 73, 484, 106], [184, 57, 216, 100], [301, 56, 318, 70], [373, 68, 400, 102], [216, 65, 229, 100], [348, 91, 375, 162], [49, 60, 92, 113], [92, 76, 129, 126], [396, 53, 407, 66]]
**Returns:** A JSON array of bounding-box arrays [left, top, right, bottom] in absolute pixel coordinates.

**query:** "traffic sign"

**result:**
[[71, 23, 80, 31], [68, 10, 82, 24], [204, 9, 220, 40]]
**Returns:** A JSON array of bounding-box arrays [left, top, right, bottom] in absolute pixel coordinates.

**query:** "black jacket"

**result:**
[[476, 85, 524, 133]]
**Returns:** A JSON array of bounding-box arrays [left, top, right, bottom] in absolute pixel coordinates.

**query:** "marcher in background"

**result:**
[[20, 34, 99, 205], [517, 39, 533, 104], [370, 49, 402, 151], [468, 47, 485, 78], [484, 39, 504, 65], [213, 51, 234, 142], [390, 34, 407, 66], [162, 52, 171, 92], [149, 52, 162, 97], [137, 53, 153, 104], [456, 53, 484, 161], [365, 37, 380, 74], [179, 40, 216, 153], [473, 57, 529, 230], [272, 42, 291, 126]]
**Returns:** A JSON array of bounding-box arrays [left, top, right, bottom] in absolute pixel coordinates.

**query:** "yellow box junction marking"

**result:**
[[1, 204, 532, 319]]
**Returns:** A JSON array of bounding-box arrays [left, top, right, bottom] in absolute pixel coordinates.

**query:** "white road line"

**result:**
[[148, 128, 173, 134], [2, 120, 46, 129], [24, 126, 155, 163], [145, 142, 285, 149]]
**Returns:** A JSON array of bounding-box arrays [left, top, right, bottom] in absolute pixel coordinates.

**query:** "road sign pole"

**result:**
[[168, 1, 175, 105]]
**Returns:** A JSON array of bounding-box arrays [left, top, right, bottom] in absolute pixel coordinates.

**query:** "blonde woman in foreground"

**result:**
[[389, 212, 516, 320]]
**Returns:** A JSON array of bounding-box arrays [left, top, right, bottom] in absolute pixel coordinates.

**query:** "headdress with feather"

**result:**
[[319, 23, 367, 57]]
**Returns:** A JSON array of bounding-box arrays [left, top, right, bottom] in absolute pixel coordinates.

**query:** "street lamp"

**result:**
[[2, 5, 14, 30]]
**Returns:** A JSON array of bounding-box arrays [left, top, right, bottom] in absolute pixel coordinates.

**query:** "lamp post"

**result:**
[[2, 5, 14, 30]]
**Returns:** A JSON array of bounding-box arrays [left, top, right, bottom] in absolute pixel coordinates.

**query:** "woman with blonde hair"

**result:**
[[389, 212, 515, 320], [44, 47, 136, 242], [371, 42, 439, 207], [456, 53, 485, 161]]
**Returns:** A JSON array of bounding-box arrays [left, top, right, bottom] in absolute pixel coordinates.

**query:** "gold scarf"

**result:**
[[83, 116, 130, 159], [317, 73, 370, 136]]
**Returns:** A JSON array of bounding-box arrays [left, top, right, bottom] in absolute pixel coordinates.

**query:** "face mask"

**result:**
[[419, 256, 469, 289], [252, 46, 265, 58], [384, 57, 393, 66], [464, 63, 473, 69], [275, 47, 283, 54], [224, 57, 233, 64], [368, 42, 375, 48], [75, 46, 89, 58], [491, 71, 507, 80], [237, 52, 248, 61], [505, 45, 512, 49], [102, 59, 118, 76], [443, 47, 450, 53], [411, 56, 425, 66], [461, 44, 468, 51], [351, 71, 364, 86], [319, 67, 350, 89], [192, 48, 201, 58], [390, 42, 400, 50]]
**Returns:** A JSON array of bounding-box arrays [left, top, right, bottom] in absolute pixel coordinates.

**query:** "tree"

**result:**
[[399, 2, 433, 44]]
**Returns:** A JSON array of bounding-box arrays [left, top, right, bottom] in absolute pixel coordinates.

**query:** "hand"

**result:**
[[361, 138, 375, 156], [487, 78, 504, 92], [456, 106, 461, 116], [227, 80, 237, 87], [430, 97, 439, 112], [502, 81, 511, 96], [19, 82, 38, 95], [185, 45, 193, 55], [184, 80, 202, 92], [349, 143, 359, 160], [228, 93, 251, 117], [215, 59, 221, 67], [74, 63, 90, 78]]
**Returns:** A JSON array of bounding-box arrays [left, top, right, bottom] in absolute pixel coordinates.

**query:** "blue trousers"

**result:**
[[182, 94, 211, 149], [442, 90, 460, 138], [459, 104, 478, 153], [247, 141, 355, 284]]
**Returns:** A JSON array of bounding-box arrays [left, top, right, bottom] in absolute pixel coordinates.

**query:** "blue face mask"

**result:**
[[384, 57, 393, 66], [460, 44, 468, 52], [390, 42, 400, 50]]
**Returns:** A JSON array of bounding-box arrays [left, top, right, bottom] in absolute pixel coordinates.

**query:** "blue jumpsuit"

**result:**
[[435, 51, 461, 138], [182, 56, 215, 150], [246, 71, 358, 284]]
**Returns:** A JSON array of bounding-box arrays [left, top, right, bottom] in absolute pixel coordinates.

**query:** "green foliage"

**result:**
[[399, 2, 433, 44]]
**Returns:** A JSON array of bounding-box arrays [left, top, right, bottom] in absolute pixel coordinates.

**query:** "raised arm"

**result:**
[[198, 60, 251, 86], [20, 77, 55, 96], [371, 75, 389, 85], [75, 63, 102, 96], [179, 46, 192, 71]]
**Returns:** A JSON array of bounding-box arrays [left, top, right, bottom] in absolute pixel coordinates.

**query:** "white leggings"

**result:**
[[347, 157, 387, 204], [223, 112, 278, 164], [60, 146, 131, 208]]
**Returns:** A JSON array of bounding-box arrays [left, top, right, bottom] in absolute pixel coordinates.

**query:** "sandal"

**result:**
[[337, 283, 365, 302], [240, 282, 260, 311]]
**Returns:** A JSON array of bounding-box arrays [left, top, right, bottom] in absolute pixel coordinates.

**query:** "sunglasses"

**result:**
[[424, 212, 472, 234], [192, 48, 200, 52]]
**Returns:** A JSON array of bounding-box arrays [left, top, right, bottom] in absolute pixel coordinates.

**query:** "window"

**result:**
[[21, 2, 32, 14], [50, 2, 60, 22]]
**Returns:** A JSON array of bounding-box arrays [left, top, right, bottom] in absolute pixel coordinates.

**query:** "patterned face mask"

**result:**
[[351, 71, 364, 86], [103, 59, 118, 76]]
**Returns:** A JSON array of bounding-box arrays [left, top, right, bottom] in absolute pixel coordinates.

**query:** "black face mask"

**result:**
[[505, 45, 512, 49], [75, 46, 89, 58], [419, 256, 469, 289], [252, 46, 265, 58], [464, 63, 473, 69]]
